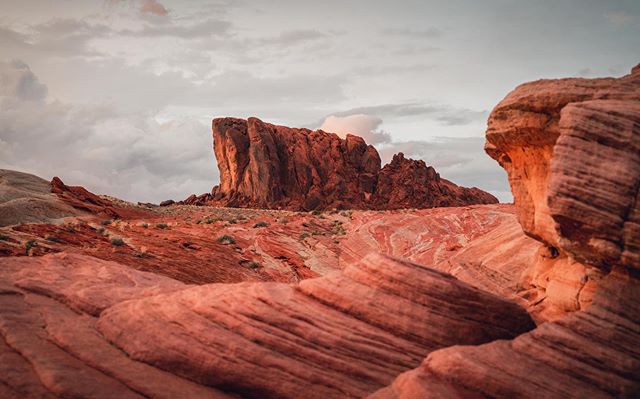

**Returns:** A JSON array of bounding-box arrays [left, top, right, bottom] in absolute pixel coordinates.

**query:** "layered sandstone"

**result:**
[[372, 64, 640, 398], [485, 65, 640, 270], [372, 153, 499, 209], [197, 117, 497, 210]]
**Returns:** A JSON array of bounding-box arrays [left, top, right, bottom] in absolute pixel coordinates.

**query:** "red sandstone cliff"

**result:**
[[181, 117, 498, 210]]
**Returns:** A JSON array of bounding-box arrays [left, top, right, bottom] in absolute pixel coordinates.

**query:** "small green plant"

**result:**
[[203, 218, 214, 224], [299, 232, 310, 240], [253, 221, 269, 228], [339, 210, 353, 218], [248, 260, 261, 269], [311, 210, 322, 216], [228, 219, 237, 224], [156, 223, 168, 229], [96, 227, 106, 235], [46, 235, 61, 243], [110, 237, 125, 246], [25, 239, 37, 255], [195, 219, 202, 224], [278, 218, 289, 224], [329, 209, 339, 215], [141, 223, 149, 228], [218, 234, 236, 245], [0, 233, 10, 241], [332, 224, 346, 236], [237, 215, 247, 221], [101, 220, 112, 226]]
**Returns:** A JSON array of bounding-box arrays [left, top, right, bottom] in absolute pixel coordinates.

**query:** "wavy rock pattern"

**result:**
[[373, 65, 640, 398], [97, 253, 533, 399]]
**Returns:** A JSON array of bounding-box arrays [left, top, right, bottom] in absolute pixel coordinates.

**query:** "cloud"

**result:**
[[0, 60, 216, 203], [381, 27, 443, 38], [0, 60, 47, 101], [605, 11, 637, 26], [319, 114, 391, 144], [330, 103, 488, 126], [256, 29, 326, 47]]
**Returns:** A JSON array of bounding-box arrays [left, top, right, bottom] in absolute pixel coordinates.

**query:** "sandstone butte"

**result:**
[[0, 64, 637, 399], [176, 116, 498, 210]]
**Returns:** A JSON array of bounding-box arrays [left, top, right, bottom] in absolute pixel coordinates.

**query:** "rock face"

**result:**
[[371, 64, 640, 398], [202, 117, 497, 210], [372, 153, 499, 209], [485, 66, 640, 271], [97, 253, 533, 399], [0, 169, 81, 227], [51, 177, 149, 220]]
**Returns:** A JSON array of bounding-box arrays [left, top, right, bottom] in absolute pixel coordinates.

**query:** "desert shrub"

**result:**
[[46, 235, 61, 243], [101, 220, 112, 225], [96, 227, 106, 235], [110, 237, 125, 246], [25, 239, 37, 255], [278, 218, 289, 224], [299, 232, 310, 240], [311, 210, 322, 216], [156, 223, 169, 229], [141, 223, 149, 228], [0, 233, 10, 241], [248, 261, 261, 269], [332, 224, 346, 236], [228, 219, 237, 224], [253, 221, 269, 228], [218, 234, 236, 245], [329, 209, 339, 215], [237, 215, 247, 221]]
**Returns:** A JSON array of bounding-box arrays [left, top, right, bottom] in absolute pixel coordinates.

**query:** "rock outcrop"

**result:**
[[0, 169, 81, 227], [372, 153, 499, 209], [195, 117, 497, 210], [97, 253, 533, 399], [371, 64, 640, 398]]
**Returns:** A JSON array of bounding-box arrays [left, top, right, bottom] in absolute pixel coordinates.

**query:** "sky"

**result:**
[[0, 0, 638, 203]]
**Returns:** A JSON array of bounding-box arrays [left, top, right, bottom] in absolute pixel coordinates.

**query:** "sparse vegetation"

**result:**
[[237, 215, 247, 221], [96, 227, 106, 235], [110, 237, 125, 246], [101, 220, 112, 226], [0, 233, 10, 241], [299, 232, 310, 240], [228, 219, 237, 224], [311, 210, 322, 216], [46, 235, 61, 243], [253, 221, 269, 228], [218, 234, 236, 245], [339, 210, 353, 218], [141, 223, 149, 228], [156, 223, 169, 229], [332, 220, 346, 236], [278, 218, 289, 224], [329, 209, 339, 215], [248, 260, 261, 269], [25, 239, 37, 255]]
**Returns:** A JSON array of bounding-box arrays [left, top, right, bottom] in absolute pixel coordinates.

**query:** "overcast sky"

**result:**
[[0, 0, 638, 203]]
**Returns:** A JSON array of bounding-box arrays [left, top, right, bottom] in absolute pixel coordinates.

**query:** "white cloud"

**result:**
[[319, 114, 391, 144], [0, 60, 216, 203]]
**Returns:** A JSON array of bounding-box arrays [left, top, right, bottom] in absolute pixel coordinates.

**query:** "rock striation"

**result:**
[[185, 117, 498, 210], [371, 64, 640, 398], [97, 253, 533, 399]]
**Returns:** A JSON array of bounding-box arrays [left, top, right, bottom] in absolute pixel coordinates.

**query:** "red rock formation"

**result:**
[[198, 117, 497, 210], [371, 64, 640, 398], [51, 177, 149, 219], [372, 153, 499, 209], [97, 253, 533, 399]]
